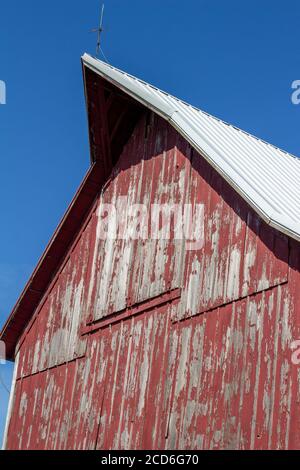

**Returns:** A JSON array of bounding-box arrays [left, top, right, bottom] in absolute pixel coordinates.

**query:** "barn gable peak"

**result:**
[[1, 53, 300, 362]]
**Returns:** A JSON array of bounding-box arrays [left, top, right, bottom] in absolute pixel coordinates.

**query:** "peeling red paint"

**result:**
[[3, 104, 300, 449]]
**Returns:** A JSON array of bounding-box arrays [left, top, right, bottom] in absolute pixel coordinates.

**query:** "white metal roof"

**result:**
[[82, 53, 300, 243]]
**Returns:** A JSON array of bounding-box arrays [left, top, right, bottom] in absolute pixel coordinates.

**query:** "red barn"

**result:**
[[1, 54, 300, 450]]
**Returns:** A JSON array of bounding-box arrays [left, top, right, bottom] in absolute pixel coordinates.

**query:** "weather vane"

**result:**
[[90, 4, 107, 60]]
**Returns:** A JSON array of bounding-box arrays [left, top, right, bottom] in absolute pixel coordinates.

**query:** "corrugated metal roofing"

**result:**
[[82, 53, 300, 242]]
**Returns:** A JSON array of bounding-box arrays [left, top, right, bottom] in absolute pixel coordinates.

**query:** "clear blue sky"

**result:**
[[0, 0, 300, 446]]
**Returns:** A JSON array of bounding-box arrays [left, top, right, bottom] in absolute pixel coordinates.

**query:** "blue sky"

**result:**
[[0, 0, 300, 446]]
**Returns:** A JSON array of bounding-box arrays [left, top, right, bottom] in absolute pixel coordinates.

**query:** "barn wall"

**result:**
[[5, 113, 300, 450]]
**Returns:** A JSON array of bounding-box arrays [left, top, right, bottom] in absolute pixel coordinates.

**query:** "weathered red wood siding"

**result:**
[[5, 113, 300, 449]]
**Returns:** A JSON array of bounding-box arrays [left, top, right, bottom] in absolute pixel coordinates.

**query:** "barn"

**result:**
[[1, 53, 300, 450]]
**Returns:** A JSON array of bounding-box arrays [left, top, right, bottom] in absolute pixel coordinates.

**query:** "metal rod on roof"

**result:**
[[90, 3, 105, 58]]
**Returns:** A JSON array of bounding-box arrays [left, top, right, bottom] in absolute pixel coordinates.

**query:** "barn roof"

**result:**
[[1, 53, 300, 361], [83, 53, 300, 243]]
